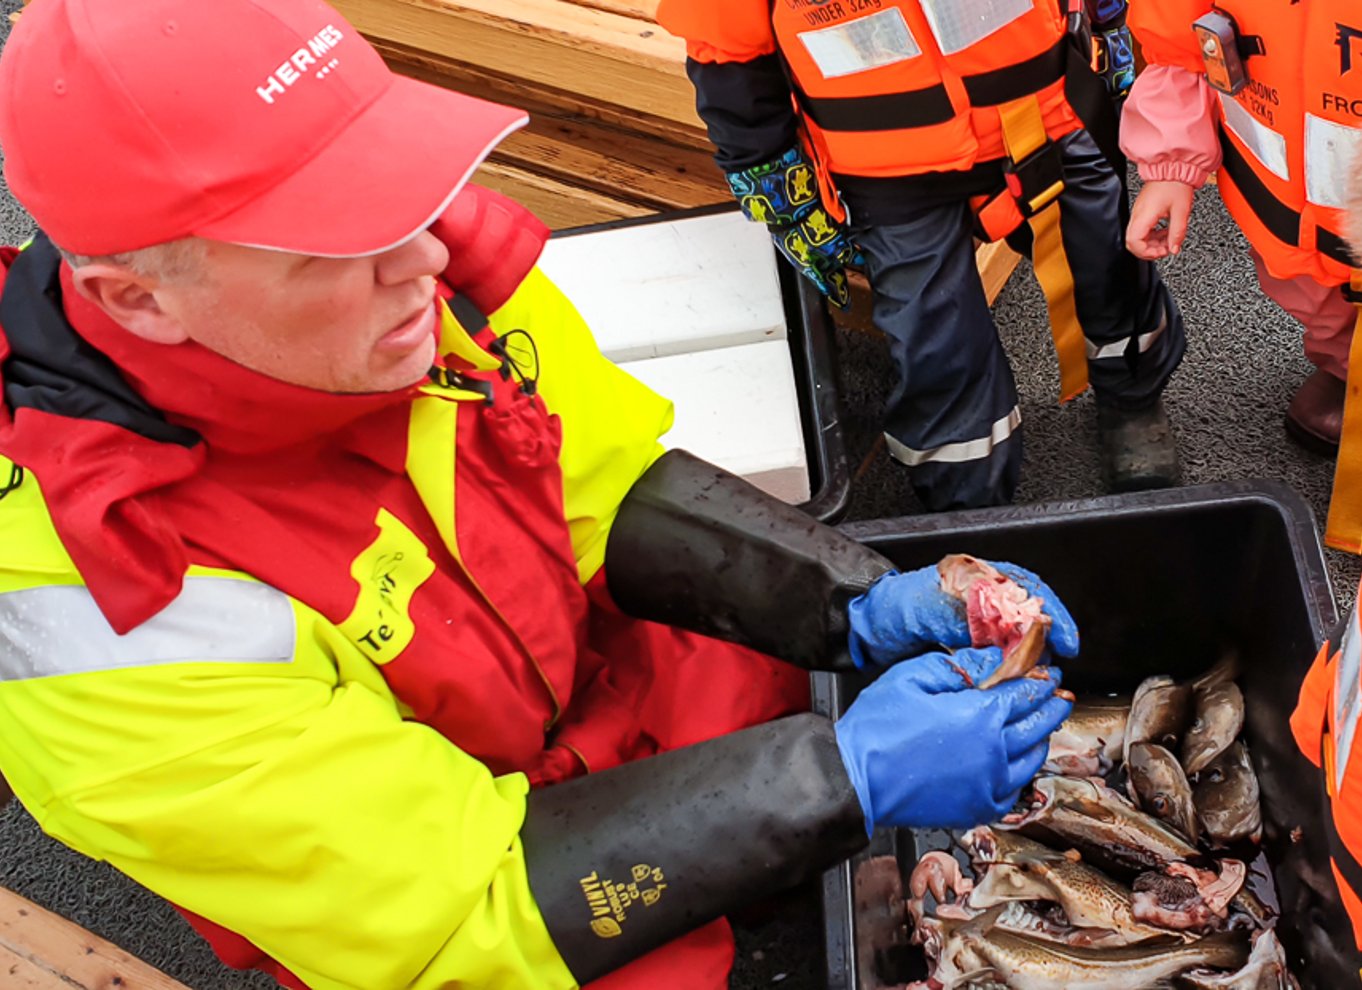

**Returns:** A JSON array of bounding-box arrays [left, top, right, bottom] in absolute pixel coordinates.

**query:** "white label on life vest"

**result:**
[[798, 9, 921, 80], [920, 0, 1033, 56], [1219, 93, 1290, 182], [1305, 114, 1362, 211], [1335, 602, 1362, 792]]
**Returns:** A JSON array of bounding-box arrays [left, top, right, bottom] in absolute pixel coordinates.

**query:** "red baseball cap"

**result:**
[[0, 0, 529, 257]]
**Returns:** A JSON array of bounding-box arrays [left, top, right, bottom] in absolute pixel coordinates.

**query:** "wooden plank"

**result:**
[[976, 240, 1023, 304], [567, 0, 660, 20], [369, 38, 711, 150], [496, 121, 726, 213], [473, 160, 653, 228], [0, 887, 190, 990], [330, 0, 699, 127]]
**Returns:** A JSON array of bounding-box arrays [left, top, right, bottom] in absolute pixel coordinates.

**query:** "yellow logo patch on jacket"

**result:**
[[339, 509, 436, 664]]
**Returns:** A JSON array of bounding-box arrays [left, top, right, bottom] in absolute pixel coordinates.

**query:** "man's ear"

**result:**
[[67, 264, 189, 345]]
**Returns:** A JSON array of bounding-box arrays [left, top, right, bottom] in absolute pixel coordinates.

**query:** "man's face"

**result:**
[[153, 231, 450, 394]]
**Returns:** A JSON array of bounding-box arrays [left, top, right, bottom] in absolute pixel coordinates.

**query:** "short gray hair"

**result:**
[[55, 239, 205, 282]]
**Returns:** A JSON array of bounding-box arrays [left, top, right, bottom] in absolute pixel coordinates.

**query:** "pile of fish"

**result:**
[[899, 662, 1295, 989]]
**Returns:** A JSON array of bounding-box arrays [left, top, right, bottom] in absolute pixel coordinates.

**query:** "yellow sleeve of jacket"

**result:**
[[1128, 1, 1214, 74], [0, 464, 577, 990], [489, 266, 674, 583], [655, 0, 777, 63]]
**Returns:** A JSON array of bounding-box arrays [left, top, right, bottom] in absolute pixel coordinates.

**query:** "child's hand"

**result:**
[[1126, 180, 1196, 260]]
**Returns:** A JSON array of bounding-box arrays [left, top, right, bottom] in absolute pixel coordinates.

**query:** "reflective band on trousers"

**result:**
[[1085, 314, 1168, 361], [1305, 114, 1362, 211], [885, 406, 1022, 466], [1219, 93, 1290, 182], [0, 577, 296, 681]]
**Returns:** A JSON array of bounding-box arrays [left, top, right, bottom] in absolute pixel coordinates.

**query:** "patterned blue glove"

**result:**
[[846, 562, 1081, 669], [835, 648, 1072, 832], [726, 147, 861, 309], [1088, 0, 1134, 98]]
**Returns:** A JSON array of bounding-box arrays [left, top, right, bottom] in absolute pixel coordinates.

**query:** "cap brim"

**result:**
[[195, 75, 528, 257]]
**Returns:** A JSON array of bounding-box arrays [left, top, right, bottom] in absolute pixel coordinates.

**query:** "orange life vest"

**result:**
[[1131, 0, 1362, 287], [1132, 1, 1362, 552], [1292, 586, 1362, 953], [657, 0, 1086, 179]]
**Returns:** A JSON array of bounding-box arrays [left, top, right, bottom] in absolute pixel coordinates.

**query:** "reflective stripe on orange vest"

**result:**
[[1295, 594, 1362, 950]]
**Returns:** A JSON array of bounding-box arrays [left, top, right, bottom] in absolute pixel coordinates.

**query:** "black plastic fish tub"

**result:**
[[814, 480, 1353, 989]]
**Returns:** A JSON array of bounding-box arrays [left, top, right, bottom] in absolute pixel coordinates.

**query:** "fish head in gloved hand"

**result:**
[[936, 554, 1054, 687]]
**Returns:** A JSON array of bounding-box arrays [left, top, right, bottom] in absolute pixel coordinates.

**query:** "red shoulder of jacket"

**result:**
[[431, 184, 551, 315]]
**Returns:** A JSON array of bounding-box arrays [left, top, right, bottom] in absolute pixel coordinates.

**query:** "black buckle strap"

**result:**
[[1006, 139, 1066, 217]]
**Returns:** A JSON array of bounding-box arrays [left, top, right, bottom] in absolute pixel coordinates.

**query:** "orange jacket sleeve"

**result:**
[[654, 0, 777, 64], [1128, 1, 1214, 75]]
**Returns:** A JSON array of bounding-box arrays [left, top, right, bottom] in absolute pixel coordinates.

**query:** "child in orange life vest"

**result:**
[[1123, 1, 1362, 549]]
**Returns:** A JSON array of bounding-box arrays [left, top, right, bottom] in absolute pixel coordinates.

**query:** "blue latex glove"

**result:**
[[846, 561, 1080, 669], [726, 146, 861, 309], [834, 648, 1073, 832]]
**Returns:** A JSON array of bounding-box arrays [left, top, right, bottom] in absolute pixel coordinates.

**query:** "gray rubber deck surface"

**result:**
[[0, 4, 1356, 986]]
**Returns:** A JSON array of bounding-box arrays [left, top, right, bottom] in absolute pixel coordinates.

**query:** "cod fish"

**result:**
[[1194, 741, 1263, 847], [963, 827, 1170, 946], [1183, 680, 1245, 775], [1178, 927, 1294, 989], [1001, 775, 1197, 878], [919, 912, 1250, 990], [1044, 698, 1130, 777], [1125, 675, 1194, 765], [1128, 741, 1200, 843]]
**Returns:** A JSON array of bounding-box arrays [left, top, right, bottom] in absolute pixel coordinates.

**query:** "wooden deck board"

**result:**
[[0, 887, 190, 990]]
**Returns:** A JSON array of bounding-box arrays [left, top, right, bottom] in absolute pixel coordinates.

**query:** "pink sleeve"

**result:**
[[1119, 64, 1223, 189]]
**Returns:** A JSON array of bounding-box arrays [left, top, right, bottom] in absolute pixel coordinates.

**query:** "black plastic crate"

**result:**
[[552, 205, 851, 523], [815, 480, 1353, 989]]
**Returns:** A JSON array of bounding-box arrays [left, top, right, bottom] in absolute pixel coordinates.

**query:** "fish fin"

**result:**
[[956, 903, 1008, 939]]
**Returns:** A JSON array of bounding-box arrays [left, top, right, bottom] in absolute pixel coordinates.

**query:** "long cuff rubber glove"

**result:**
[[726, 146, 861, 309], [834, 647, 1073, 832], [846, 562, 1081, 670]]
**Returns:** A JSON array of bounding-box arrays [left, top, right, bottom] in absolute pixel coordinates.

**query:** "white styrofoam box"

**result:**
[[621, 340, 811, 505], [539, 211, 787, 363]]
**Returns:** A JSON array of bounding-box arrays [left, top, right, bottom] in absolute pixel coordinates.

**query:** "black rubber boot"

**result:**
[[1096, 398, 1182, 493]]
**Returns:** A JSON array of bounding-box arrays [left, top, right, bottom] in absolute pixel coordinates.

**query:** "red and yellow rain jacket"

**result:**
[[0, 185, 804, 990]]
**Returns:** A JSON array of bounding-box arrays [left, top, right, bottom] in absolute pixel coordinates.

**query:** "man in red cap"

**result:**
[[0, 1, 1076, 988]]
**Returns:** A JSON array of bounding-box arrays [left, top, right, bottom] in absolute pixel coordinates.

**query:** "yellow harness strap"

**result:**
[[1325, 272, 1362, 553], [998, 95, 1090, 403]]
